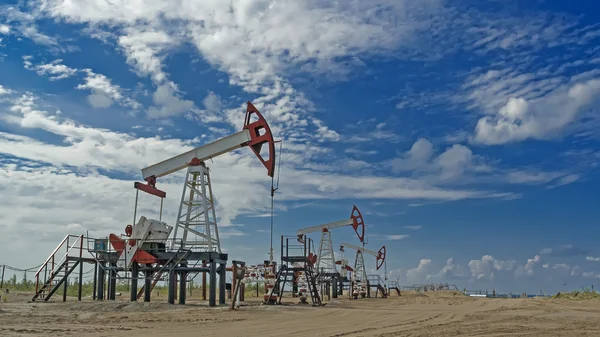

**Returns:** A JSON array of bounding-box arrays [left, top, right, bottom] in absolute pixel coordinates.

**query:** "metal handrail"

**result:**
[[52, 235, 84, 274], [35, 235, 70, 277], [34, 234, 84, 295]]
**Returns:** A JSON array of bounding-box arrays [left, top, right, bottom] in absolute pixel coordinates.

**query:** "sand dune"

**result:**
[[2, 291, 600, 336]]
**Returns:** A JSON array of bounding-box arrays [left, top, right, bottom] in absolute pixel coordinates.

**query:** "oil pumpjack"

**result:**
[[264, 206, 365, 305], [339, 242, 386, 299], [107, 101, 276, 305]]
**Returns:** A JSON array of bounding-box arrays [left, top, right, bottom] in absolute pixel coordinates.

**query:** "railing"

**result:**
[[34, 234, 84, 294], [367, 274, 385, 286], [281, 235, 314, 261]]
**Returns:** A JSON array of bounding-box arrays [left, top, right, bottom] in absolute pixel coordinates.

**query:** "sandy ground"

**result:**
[[2, 290, 600, 336]]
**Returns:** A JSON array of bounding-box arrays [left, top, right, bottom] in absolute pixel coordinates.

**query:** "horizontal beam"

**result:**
[[296, 218, 354, 235], [339, 242, 378, 257], [141, 130, 251, 179]]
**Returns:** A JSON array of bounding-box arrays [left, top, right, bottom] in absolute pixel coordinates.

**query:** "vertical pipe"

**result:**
[[202, 260, 207, 301], [332, 279, 338, 299], [144, 270, 152, 302], [230, 264, 236, 300], [219, 263, 226, 305], [174, 272, 178, 301], [159, 197, 163, 222], [179, 271, 186, 305], [62, 266, 68, 302], [132, 189, 139, 227], [109, 265, 117, 300], [209, 262, 216, 307], [63, 237, 69, 302], [78, 236, 84, 301], [130, 262, 138, 302], [97, 263, 105, 300], [92, 262, 98, 300], [168, 266, 175, 304]]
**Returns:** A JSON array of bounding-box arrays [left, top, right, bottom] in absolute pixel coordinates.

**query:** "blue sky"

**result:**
[[1, 0, 600, 294]]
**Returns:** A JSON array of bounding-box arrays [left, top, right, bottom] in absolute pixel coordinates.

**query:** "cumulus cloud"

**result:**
[[77, 69, 141, 109], [0, 84, 13, 95], [515, 255, 541, 277], [473, 79, 600, 145], [540, 245, 588, 257], [468, 255, 516, 280], [23, 57, 77, 80], [405, 259, 432, 284], [146, 82, 195, 118], [22, 57, 141, 109]]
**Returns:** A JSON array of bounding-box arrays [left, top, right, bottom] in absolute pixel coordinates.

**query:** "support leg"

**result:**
[[92, 262, 98, 300], [97, 263, 105, 300], [78, 259, 84, 301], [179, 271, 187, 305], [332, 280, 338, 299], [130, 262, 138, 302], [219, 263, 226, 305], [109, 267, 117, 300], [144, 269, 152, 302], [209, 261, 217, 307], [62, 262, 68, 303], [168, 267, 176, 305], [202, 261, 207, 301]]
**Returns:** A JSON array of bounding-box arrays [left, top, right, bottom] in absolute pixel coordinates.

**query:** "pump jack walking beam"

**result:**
[[296, 205, 365, 243], [135, 101, 276, 198], [339, 242, 386, 270]]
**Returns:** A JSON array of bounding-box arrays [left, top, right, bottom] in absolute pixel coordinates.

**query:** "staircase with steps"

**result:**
[[388, 280, 401, 296], [267, 235, 323, 306], [33, 235, 87, 302], [367, 274, 388, 298]]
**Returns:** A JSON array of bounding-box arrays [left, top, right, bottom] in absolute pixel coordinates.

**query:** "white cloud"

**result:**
[[586, 256, 600, 262], [77, 69, 141, 109], [386, 235, 410, 240], [387, 138, 498, 184], [515, 255, 541, 277], [473, 78, 600, 145], [552, 263, 570, 271], [22, 58, 141, 109], [468, 255, 517, 280], [147, 82, 196, 118], [0, 84, 13, 95], [405, 259, 432, 284], [23, 58, 77, 80], [404, 225, 422, 230], [0, 24, 10, 34], [582, 272, 600, 279], [117, 27, 175, 84], [431, 257, 465, 280]]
